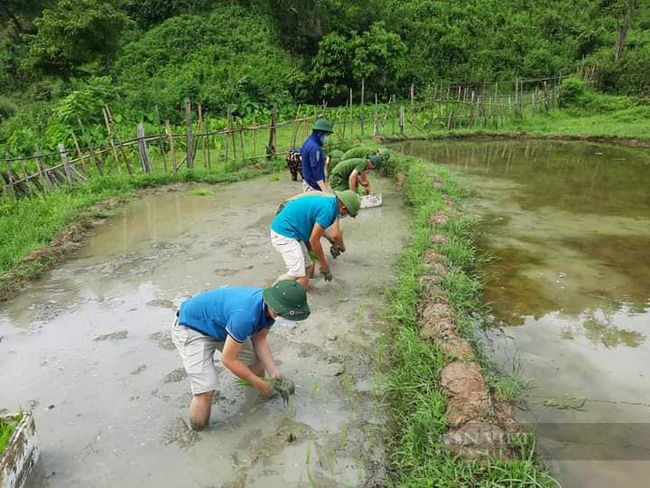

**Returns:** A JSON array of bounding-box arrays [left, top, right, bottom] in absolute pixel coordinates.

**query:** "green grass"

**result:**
[[187, 187, 215, 196], [386, 104, 650, 143], [0, 412, 23, 455], [383, 154, 558, 486]]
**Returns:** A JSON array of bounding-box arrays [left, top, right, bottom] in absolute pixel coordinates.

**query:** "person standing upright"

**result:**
[[301, 119, 334, 193]]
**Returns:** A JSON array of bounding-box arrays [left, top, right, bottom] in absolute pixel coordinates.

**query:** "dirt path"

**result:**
[[0, 175, 407, 487]]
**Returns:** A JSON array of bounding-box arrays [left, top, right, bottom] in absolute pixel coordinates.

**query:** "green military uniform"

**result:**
[[327, 150, 345, 173], [329, 158, 368, 191], [342, 146, 376, 161]]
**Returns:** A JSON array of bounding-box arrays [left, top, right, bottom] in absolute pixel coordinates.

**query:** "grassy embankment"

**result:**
[[382, 153, 558, 486], [418, 105, 650, 143]]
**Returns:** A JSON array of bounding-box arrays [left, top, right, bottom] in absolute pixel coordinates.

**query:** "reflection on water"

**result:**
[[396, 140, 650, 487], [399, 140, 650, 346]]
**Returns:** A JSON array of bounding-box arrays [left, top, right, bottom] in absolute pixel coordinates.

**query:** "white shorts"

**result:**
[[170, 319, 258, 395], [270, 229, 312, 277]]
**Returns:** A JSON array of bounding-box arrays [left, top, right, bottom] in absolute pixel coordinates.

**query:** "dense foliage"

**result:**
[[1, 0, 648, 153]]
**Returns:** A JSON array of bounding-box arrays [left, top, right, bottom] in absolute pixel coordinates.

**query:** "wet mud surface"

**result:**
[[0, 176, 407, 487], [397, 140, 650, 487]]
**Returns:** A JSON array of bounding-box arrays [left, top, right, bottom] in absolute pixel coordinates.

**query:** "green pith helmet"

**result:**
[[369, 154, 383, 168], [329, 149, 344, 160], [312, 119, 334, 133], [335, 190, 361, 218], [263, 280, 310, 321], [377, 147, 391, 161]]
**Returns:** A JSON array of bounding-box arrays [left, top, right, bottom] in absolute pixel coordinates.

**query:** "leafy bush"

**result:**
[[559, 76, 637, 113], [558, 77, 591, 107], [26, 0, 132, 75], [113, 8, 299, 121], [0, 97, 18, 121], [311, 23, 407, 102]]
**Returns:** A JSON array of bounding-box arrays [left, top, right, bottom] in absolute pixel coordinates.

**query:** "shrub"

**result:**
[[558, 77, 591, 107], [0, 97, 18, 121]]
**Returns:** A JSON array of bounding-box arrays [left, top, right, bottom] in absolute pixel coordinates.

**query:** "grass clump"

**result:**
[[0, 412, 23, 455], [383, 155, 557, 486], [188, 188, 215, 197]]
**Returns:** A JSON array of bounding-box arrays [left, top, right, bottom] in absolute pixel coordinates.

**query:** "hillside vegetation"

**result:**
[[1, 0, 648, 153]]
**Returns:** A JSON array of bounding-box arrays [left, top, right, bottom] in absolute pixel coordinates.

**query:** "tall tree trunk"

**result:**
[[614, 0, 635, 62]]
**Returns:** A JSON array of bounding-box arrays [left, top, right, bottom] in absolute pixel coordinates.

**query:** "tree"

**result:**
[[614, 0, 637, 61], [0, 0, 48, 37], [311, 23, 407, 101], [265, 0, 324, 54], [26, 0, 132, 76]]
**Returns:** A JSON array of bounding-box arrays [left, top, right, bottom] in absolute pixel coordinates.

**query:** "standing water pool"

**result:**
[[397, 140, 650, 488]]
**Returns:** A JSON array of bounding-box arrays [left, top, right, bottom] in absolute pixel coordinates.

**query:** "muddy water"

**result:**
[[398, 140, 650, 487], [0, 175, 407, 487]]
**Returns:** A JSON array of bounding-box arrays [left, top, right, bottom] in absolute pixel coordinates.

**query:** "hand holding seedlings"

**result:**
[[272, 378, 296, 405], [330, 244, 343, 259], [321, 268, 333, 281]]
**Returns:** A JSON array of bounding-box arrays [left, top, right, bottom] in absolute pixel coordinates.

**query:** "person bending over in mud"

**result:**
[[270, 190, 360, 289], [329, 155, 383, 195], [341, 146, 391, 163], [171, 281, 309, 430]]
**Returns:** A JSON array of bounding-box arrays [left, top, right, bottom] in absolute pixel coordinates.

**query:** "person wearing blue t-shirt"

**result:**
[[270, 190, 360, 289], [171, 281, 309, 430], [301, 119, 334, 193]]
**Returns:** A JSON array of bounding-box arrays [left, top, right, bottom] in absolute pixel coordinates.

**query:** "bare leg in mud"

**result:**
[[188, 362, 266, 430], [189, 391, 214, 431]]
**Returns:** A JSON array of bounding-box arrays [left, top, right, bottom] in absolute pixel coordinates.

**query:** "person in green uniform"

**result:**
[[329, 155, 382, 194], [341, 146, 391, 164], [325, 149, 345, 175]]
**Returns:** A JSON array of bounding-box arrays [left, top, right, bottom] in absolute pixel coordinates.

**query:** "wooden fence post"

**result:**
[[137, 123, 152, 173], [267, 106, 277, 161], [373, 93, 379, 137], [77, 118, 103, 174], [399, 105, 406, 135], [227, 109, 237, 161], [70, 132, 88, 176], [185, 98, 194, 169], [104, 106, 133, 175], [165, 120, 176, 173], [34, 144, 51, 193], [4, 156, 15, 199], [360, 78, 365, 136], [531, 91, 536, 116], [410, 83, 415, 112], [349, 88, 354, 139], [290, 105, 302, 147], [198, 103, 208, 169], [154, 105, 167, 172], [252, 118, 258, 158], [58, 144, 74, 186], [19, 161, 33, 196], [103, 107, 121, 174]]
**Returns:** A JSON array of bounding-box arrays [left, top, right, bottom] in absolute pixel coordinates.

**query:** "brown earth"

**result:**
[[416, 185, 521, 459]]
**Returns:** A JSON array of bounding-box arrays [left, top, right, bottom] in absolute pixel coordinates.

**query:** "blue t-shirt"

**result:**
[[300, 133, 326, 191], [178, 287, 274, 342], [271, 194, 338, 242]]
